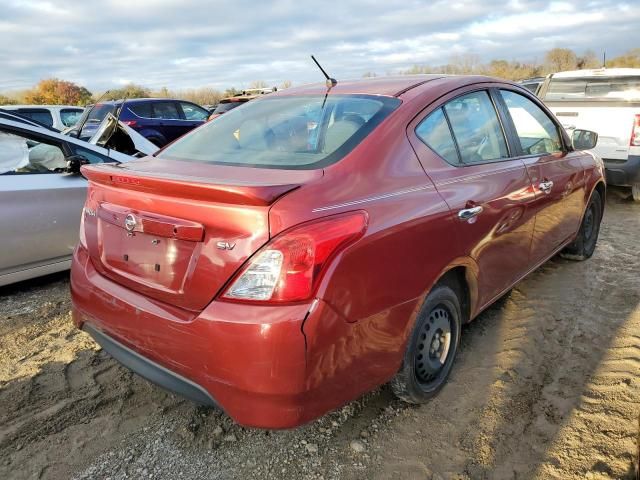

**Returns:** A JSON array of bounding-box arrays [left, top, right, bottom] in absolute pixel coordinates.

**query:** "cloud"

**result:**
[[0, 0, 637, 93]]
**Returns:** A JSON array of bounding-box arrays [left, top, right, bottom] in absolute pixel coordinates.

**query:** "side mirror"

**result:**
[[572, 129, 598, 150], [66, 154, 89, 174]]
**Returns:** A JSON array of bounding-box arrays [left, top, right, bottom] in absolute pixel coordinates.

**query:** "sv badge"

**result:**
[[216, 241, 236, 251]]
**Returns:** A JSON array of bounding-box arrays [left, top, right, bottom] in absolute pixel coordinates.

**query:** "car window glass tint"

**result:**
[[152, 102, 180, 120], [18, 109, 54, 127], [128, 102, 152, 118], [180, 102, 209, 121], [444, 91, 508, 164], [0, 129, 66, 174], [60, 109, 83, 127], [500, 90, 562, 155], [415, 108, 459, 164]]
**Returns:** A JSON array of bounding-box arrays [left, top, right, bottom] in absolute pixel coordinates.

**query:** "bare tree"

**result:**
[[545, 48, 578, 72]]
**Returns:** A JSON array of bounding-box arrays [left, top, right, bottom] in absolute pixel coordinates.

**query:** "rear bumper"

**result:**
[[70, 245, 405, 428], [604, 155, 640, 186]]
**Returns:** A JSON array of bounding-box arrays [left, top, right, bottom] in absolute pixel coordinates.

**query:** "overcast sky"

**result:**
[[1, 0, 638, 93]]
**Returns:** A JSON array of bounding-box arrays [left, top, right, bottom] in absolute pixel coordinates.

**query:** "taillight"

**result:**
[[631, 115, 640, 147], [122, 120, 137, 127], [79, 208, 88, 249], [221, 212, 368, 304]]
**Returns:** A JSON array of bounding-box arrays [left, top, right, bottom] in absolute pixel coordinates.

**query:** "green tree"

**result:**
[[103, 83, 151, 101]]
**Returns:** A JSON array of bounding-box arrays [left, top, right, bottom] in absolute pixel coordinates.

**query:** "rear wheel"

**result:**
[[391, 285, 461, 403], [561, 190, 602, 261], [632, 184, 640, 203]]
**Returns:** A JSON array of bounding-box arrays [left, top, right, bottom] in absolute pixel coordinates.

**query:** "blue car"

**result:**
[[72, 98, 210, 147]]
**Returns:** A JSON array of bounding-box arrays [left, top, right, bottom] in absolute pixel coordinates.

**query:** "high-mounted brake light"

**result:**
[[221, 212, 368, 304], [631, 115, 640, 147]]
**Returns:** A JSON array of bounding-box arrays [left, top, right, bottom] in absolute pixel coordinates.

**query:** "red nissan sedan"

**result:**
[[71, 75, 604, 428]]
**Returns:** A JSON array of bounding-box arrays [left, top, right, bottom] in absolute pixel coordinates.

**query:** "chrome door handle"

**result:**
[[458, 206, 483, 221], [539, 180, 554, 194]]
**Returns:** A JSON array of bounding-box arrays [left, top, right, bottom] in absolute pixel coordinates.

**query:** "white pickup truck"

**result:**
[[539, 68, 640, 201]]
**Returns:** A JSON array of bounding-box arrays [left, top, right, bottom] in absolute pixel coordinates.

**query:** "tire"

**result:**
[[391, 285, 462, 404], [632, 184, 640, 203], [561, 190, 602, 261]]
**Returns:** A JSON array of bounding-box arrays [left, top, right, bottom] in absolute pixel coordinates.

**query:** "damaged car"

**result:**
[[0, 111, 158, 287]]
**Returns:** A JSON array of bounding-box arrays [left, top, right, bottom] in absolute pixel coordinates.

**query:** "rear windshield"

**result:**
[[544, 76, 640, 101], [60, 108, 83, 127], [159, 94, 400, 169], [213, 101, 243, 114]]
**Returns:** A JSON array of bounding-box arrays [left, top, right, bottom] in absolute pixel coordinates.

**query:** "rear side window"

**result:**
[[17, 109, 54, 127], [159, 95, 400, 169], [128, 102, 152, 117], [213, 101, 243, 114], [415, 108, 459, 164], [545, 76, 640, 101], [152, 102, 180, 120], [500, 90, 562, 155], [60, 108, 83, 127], [179, 102, 209, 121], [443, 91, 509, 164]]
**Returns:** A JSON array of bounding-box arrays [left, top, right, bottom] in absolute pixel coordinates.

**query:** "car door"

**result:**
[[408, 88, 537, 309], [177, 101, 209, 132], [496, 88, 587, 264], [0, 124, 112, 278], [151, 101, 188, 143]]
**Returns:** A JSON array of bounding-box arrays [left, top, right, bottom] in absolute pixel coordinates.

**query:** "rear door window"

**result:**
[[152, 102, 180, 120], [415, 108, 459, 164], [0, 128, 66, 174], [500, 90, 562, 155], [17, 109, 54, 127], [443, 91, 509, 164]]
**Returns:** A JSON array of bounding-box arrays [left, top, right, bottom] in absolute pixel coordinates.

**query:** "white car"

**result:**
[[539, 68, 640, 201], [0, 112, 157, 287], [1, 105, 85, 131]]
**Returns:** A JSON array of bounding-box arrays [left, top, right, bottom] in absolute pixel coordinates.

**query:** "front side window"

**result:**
[[415, 108, 459, 164], [180, 102, 209, 121], [159, 95, 400, 169], [500, 90, 562, 155], [443, 91, 509, 164], [152, 102, 180, 120], [86, 104, 116, 123], [128, 102, 152, 118], [60, 108, 83, 127], [0, 129, 67, 174]]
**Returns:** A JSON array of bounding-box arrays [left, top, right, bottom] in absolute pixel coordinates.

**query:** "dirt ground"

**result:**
[[1, 191, 639, 480]]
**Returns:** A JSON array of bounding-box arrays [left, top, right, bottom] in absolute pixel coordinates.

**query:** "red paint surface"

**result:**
[[71, 76, 605, 428]]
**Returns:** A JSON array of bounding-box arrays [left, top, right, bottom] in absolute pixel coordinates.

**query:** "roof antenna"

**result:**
[[602, 51, 606, 68], [311, 55, 337, 88]]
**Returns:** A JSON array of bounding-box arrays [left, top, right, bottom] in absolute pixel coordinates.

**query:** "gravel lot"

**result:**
[[1, 191, 639, 480]]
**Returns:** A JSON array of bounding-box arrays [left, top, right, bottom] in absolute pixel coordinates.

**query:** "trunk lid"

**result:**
[[81, 158, 321, 311], [545, 102, 638, 160]]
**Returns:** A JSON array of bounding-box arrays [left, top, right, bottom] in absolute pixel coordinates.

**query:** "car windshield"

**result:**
[[60, 108, 84, 127], [545, 76, 640, 101], [86, 104, 116, 123], [159, 94, 400, 169]]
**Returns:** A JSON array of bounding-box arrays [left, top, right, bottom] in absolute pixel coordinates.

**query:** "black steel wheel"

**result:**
[[391, 284, 461, 403], [561, 189, 602, 261]]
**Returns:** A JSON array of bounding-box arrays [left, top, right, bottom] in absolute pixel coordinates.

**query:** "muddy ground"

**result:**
[[1, 191, 639, 480]]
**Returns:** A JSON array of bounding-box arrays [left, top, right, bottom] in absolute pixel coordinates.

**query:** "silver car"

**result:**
[[0, 113, 149, 287]]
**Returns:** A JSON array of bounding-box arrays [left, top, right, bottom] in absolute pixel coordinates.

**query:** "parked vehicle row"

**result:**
[[69, 75, 603, 429], [0, 111, 156, 286], [1, 104, 84, 130], [538, 68, 640, 201]]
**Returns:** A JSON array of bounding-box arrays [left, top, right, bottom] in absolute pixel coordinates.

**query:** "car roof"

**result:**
[[98, 98, 186, 105], [273, 75, 449, 97], [1, 104, 84, 110], [551, 68, 640, 78], [271, 75, 512, 98]]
